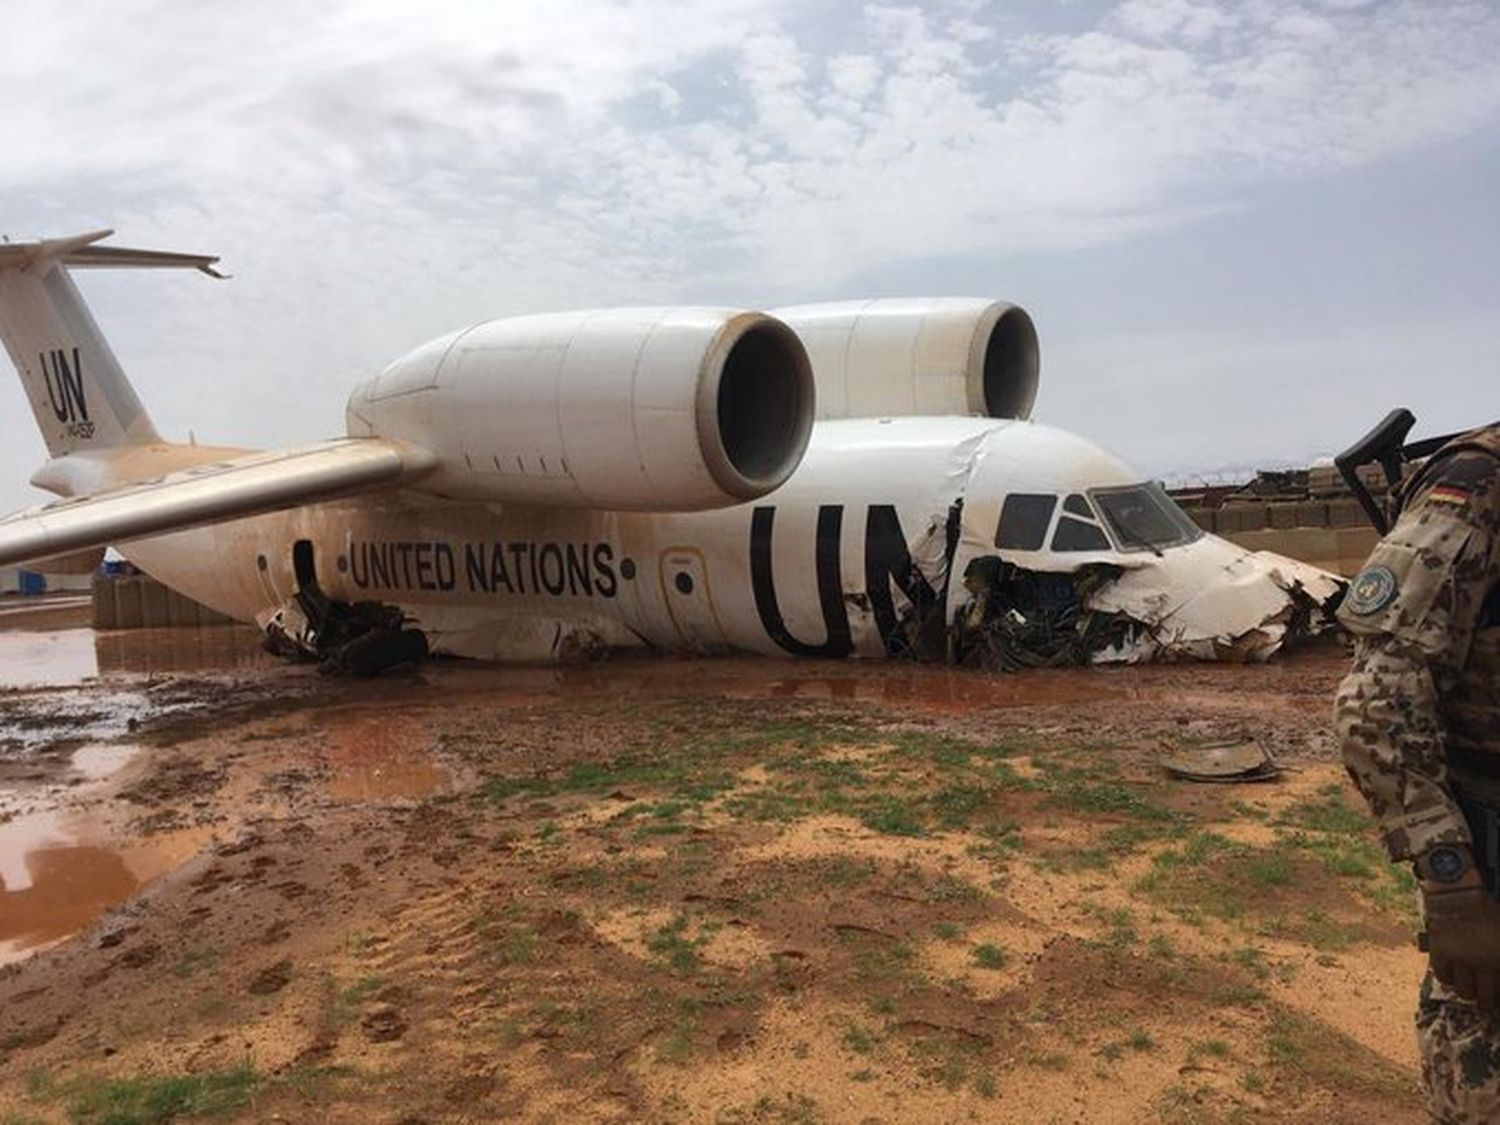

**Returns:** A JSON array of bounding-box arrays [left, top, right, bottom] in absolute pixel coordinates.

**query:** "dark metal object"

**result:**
[[1335, 408, 1415, 534], [1335, 408, 1472, 535]]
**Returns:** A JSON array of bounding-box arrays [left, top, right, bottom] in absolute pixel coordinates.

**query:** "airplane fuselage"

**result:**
[[119, 417, 1068, 661]]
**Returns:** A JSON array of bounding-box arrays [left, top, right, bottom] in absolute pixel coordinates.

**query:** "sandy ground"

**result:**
[[0, 606, 1427, 1123]]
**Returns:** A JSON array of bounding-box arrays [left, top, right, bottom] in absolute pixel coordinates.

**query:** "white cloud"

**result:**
[[0, 0, 1498, 511]]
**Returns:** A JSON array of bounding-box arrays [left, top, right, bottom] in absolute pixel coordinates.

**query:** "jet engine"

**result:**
[[345, 308, 815, 511], [771, 298, 1039, 422]]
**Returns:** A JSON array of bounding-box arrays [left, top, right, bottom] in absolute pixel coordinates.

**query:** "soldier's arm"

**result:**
[[1334, 450, 1499, 862], [1335, 635, 1469, 860]]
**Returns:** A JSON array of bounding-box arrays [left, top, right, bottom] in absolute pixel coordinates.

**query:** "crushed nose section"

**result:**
[[949, 558, 1142, 671], [1088, 541, 1345, 663], [949, 537, 1345, 671]]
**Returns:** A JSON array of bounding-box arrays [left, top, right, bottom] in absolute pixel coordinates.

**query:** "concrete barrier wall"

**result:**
[[1180, 496, 1379, 577], [92, 574, 234, 630]]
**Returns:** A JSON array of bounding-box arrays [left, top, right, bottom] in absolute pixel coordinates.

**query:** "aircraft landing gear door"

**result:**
[[659, 548, 727, 653]]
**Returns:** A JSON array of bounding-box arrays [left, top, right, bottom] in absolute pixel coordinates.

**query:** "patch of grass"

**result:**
[[528, 1002, 600, 1048], [478, 909, 539, 966], [646, 915, 712, 977], [1035, 759, 1177, 822], [772, 752, 866, 783], [932, 921, 963, 942], [61, 1062, 262, 1124], [723, 788, 809, 823], [1277, 784, 1371, 835], [843, 1022, 878, 1056], [1135, 837, 1259, 922], [966, 821, 1023, 864], [1126, 1030, 1156, 1052], [1186, 1039, 1232, 1066], [1228, 947, 1271, 981], [1021, 1048, 1071, 1071], [929, 783, 996, 829], [888, 731, 976, 766], [853, 794, 924, 837], [849, 937, 917, 988], [1245, 850, 1295, 887], [482, 745, 738, 808], [1084, 905, 1137, 950], [971, 943, 1008, 970], [1293, 909, 1354, 952], [927, 875, 984, 903]]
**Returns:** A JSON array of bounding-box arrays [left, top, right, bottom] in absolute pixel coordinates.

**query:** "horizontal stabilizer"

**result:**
[[0, 438, 436, 568], [0, 229, 226, 276]]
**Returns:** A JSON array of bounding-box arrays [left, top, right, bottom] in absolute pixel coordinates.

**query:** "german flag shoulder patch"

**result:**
[[1427, 484, 1471, 508]]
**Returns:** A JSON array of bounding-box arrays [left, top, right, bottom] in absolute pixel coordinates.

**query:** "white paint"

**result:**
[[0, 237, 1344, 668]]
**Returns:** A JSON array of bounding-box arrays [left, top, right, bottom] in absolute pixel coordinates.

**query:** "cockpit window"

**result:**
[[995, 493, 1057, 550], [1052, 516, 1110, 551], [1089, 482, 1203, 552], [1049, 493, 1109, 551], [1063, 493, 1094, 519]]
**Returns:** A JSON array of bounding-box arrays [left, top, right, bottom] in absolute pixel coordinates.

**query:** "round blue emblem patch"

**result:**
[[1347, 564, 1398, 615]]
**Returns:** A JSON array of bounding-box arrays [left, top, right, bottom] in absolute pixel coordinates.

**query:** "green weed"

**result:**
[[972, 943, 1008, 970]]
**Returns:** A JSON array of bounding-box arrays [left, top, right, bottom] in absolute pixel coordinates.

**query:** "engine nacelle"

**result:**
[[345, 308, 814, 511], [770, 298, 1039, 421]]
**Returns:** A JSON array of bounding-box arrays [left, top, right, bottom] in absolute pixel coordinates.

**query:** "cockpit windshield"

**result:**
[[1089, 482, 1203, 552]]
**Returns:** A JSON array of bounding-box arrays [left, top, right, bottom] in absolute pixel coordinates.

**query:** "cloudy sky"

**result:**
[[2, 0, 1498, 513]]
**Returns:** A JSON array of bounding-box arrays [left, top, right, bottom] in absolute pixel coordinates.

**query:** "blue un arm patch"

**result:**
[[1345, 564, 1398, 615], [1336, 511, 1480, 664]]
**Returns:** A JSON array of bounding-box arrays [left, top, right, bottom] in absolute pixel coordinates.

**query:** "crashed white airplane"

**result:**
[[0, 231, 1340, 674]]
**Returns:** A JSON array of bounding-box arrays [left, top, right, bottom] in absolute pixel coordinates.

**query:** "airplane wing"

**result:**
[[0, 438, 436, 568]]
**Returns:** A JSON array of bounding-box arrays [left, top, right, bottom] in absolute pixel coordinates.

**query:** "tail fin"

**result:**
[[0, 229, 223, 458]]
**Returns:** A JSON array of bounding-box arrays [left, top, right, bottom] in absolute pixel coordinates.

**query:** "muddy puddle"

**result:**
[[0, 623, 273, 689], [0, 807, 209, 966], [0, 738, 206, 967], [320, 713, 448, 801]]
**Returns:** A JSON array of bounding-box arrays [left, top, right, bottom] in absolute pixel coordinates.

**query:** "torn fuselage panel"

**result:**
[[952, 472, 1345, 669]]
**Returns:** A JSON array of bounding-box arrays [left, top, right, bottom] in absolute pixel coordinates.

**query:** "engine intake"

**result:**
[[346, 308, 814, 511], [771, 298, 1039, 421]]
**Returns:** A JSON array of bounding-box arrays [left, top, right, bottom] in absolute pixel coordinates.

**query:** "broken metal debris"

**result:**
[[945, 540, 1343, 673], [259, 544, 427, 676], [949, 558, 1139, 671], [1160, 741, 1283, 784]]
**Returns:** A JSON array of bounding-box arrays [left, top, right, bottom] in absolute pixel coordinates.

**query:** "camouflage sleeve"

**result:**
[[1334, 450, 1500, 861], [1335, 636, 1469, 859]]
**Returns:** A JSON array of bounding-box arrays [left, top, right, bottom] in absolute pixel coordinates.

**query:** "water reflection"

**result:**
[[0, 811, 139, 961], [0, 624, 271, 689], [94, 625, 273, 676], [0, 808, 209, 966], [0, 628, 98, 688]]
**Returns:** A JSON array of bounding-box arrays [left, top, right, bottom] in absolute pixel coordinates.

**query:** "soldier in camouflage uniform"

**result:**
[[1336, 422, 1500, 1122]]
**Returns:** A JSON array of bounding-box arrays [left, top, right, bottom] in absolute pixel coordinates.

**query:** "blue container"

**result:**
[[17, 570, 46, 596]]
